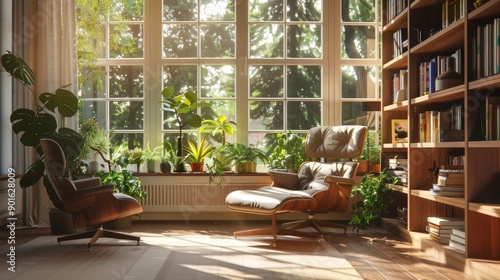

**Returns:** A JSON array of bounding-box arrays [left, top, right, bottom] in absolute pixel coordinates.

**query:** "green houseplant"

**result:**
[[183, 137, 213, 172], [349, 169, 400, 232], [222, 143, 269, 173], [143, 142, 162, 173], [268, 130, 307, 173], [127, 147, 145, 173], [2, 51, 83, 211], [161, 85, 211, 171], [200, 115, 237, 171]]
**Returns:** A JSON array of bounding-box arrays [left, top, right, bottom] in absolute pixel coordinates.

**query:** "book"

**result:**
[[428, 61, 438, 93], [426, 225, 453, 236], [431, 184, 464, 192], [449, 239, 466, 252], [452, 227, 465, 239], [450, 233, 466, 245], [430, 189, 464, 197], [429, 231, 450, 244], [427, 217, 465, 226]]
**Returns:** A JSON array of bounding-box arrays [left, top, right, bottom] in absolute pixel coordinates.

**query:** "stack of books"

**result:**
[[427, 216, 465, 244], [449, 227, 466, 253], [430, 166, 464, 197]]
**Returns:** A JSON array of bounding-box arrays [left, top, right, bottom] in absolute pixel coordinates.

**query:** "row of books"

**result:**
[[441, 0, 465, 29], [471, 17, 500, 80], [484, 96, 500, 141], [418, 49, 463, 96], [385, 0, 410, 23], [418, 106, 464, 143], [392, 28, 408, 58], [427, 216, 465, 245], [392, 69, 408, 103]]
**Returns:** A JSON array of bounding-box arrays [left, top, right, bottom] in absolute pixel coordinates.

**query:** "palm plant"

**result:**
[[184, 137, 213, 172], [200, 115, 237, 145]]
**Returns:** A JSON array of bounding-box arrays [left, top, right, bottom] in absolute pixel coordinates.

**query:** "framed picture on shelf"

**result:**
[[392, 119, 408, 143]]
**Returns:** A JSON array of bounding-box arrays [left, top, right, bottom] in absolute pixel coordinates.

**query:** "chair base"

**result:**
[[283, 219, 347, 237], [57, 225, 140, 251], [233, 215, 322, 246]]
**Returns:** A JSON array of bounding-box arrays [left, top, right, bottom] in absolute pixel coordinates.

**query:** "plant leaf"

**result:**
[[39, 87, 78, 117], [11, 109, 57, 147], [1, 52, 35, 86]]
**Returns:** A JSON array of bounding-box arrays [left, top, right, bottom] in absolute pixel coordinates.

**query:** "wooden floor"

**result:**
[[0, 220, 473, 279]]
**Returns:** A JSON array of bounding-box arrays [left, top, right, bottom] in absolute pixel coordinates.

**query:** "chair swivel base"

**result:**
[[283, 219, 348, 237], [57, 225, 140, 251]]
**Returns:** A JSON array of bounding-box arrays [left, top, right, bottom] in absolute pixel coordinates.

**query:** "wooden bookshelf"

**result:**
[[381, 0, 500, 277]]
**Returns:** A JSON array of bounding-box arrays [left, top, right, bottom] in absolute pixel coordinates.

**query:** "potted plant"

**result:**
[[349, 169, 400, 232], [143, 142, 162, 173], [127, 147, 145, 173], [183, 137, 213, 172], [222, 143, 268, 173], [200, 115, 237, 171], [161, 85, 211, 171], [268, 130, 306, 173]]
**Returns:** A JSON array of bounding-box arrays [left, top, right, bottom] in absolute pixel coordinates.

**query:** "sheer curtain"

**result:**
[[12, 0, 77, 226]]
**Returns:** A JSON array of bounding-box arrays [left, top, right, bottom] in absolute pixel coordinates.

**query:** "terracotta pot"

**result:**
[[190, 162, 204, 172], [357, 160, 368, 175], [372, 163, 381, 173], [235, 161, 256, 173]]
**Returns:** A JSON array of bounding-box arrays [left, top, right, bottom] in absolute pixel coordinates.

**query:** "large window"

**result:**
[[77, 0, 380, 159]]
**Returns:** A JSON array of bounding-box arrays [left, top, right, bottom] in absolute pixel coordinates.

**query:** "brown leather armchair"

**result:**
[[40, 138, 143, 250], [225, 125, 367, 243]]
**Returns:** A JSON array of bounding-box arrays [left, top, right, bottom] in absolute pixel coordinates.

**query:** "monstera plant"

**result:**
[[1, 51, 83, 211]]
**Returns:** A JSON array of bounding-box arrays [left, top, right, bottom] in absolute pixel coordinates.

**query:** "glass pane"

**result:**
[[201, 0, 235, 21], [287, 101, 321, 129], [249, 24, 284, 58], [110, 133, 143, 149], [163, 0, 198, 21], [248, 132, 271, 154], [341, 25, 376, 59], [200, 65, 235, 98], [342, 102, 379, 130], [249, 65, 284, 98], [79, 66, 106, 98], [109, 0, 143, 21], [341, 65, 378, 98], [287, 65, 321, 98], [109, 24, 144, 58], [163, 65, 197, 92], [81, 101, 107, 128], [342, 0, 376, 22], [287, 0, 322, 22], [249, 0, 283, 22], [109, 66, 144, 98], [200, 24, 236, 58], [110, 101, 144, 129], [287, 24, 321, 58], [249, 101, 283, 130], [163, 24, 198, 58]]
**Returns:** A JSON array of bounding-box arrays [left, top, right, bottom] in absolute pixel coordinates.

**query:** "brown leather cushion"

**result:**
[[305, 126, 366, 159]]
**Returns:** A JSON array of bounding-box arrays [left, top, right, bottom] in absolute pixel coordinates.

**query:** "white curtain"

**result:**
[[12, 0, 77, 226]]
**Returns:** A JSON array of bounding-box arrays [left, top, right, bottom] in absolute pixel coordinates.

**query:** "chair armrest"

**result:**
[[74, 184, 114, 197], [324, 175, 355, 186], [74, 177, 102, 189]]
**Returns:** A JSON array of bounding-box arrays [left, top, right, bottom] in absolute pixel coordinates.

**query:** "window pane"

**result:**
[[110, 133, 143, 149], [109, 24, 144, 58], [200, 24, 236, 58], [287, 24, 322, 58], [287, 65, 321, 98], [79, 66, 106, 98], [163, 24, 198, 58], [249, 0, 283, 22], [109, 66, 144, 98], [163, 0, 198, 21], [287, 101, 321, 129], [201, 0, 235, 21], [109, 0, 143, 21], [249, 101, 283, 130], [248, 132, 271, 153], [341, 25, 376, 59], [341, 65, 378, 98], [249, 24, 284, 58], [81, 101, 107, 128], [287, 0, 321, 22], [201, 65, 235, 98], [342, 0, 375, 22], [163, 65, 197, 92], [110, 101, 144, 129], [249, 65, 284, 98]]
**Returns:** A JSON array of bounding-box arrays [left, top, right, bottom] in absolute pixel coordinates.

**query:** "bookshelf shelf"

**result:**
[[468, 0, 500, 20], [383, 8, 408, 32], [469, 74, 500, 90], [383, 52, 408, 69], [382, 142, 408, 149], [409, 142, 465, 149], [468, 141, 500, 148], [469, 203, 500, 218], [410, 0, 444, 10], [410, 18, 465, 54], [386, 183, 408, 194], [411, 189, 465, 209], [384, 100, 408, 112], [411, 85, 465, 105]]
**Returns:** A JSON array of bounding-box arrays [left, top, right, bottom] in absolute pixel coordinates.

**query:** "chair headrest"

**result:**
[[305, 126, 367, 159]]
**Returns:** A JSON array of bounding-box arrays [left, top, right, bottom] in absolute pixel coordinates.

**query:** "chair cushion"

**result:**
[[306, 126, 366, 159], [225, 186, 316, 214], [297, 161, 357, 193]]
